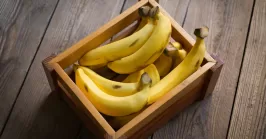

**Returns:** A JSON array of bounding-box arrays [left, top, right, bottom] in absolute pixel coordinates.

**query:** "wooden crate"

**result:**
[[42, 0, 223, 138]]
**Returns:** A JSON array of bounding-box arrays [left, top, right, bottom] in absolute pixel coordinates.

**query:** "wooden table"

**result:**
[[0, 0, 265, 139]]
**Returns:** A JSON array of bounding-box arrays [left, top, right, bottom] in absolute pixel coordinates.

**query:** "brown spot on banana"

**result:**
[[129, 39, 139, 47], [196, 60, 200, 67], [112, 85, 121, 89], [195, 59, 202, 68], [84, 84, 89, 92]]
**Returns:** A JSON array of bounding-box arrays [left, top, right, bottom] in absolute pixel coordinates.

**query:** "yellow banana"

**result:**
[[169, 42, 187, 67], [154, 52, 173, 78], [123, 70, 144, 83], [123, 64, 160, 86], [78, 17, 155, 67], [75, 68, 152, 116], [147, 26, 208, 104], [108, 8, 172, 74], [171, 41, 182, 49], [74, 64, 141, 97]]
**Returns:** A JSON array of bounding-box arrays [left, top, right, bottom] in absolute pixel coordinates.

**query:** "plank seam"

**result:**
[[181, 0, 191, 27], [0, 0, 60, 137], [225, 0, 257, 138]]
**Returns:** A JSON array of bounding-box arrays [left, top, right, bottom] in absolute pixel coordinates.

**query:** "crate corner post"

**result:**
[[42, 54, 59, 92], [199, 54, 224, 100]]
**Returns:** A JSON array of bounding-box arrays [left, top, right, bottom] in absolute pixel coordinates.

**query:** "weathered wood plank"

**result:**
[[153, 0, 254, 138], [228, 0, 266, 138], [0, 0, 58, 134], [0, 0, 124, 139], [123, 0, 190, 25]]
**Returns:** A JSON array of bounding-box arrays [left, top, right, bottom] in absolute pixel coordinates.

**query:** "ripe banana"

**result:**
[[154, 51, 173, 78], [75, 68, 152, 116], [107, 7, 172, 74], [170, 42, 187, 67], [123, 64, 160, 86], [147, 26, 208, 104], [78, 17, 155, 67], [123, 70, 144, 83], [74, 64, 141, 97]]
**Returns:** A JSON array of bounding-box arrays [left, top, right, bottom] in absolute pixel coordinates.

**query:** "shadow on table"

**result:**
[[25, 91, 86, 139]]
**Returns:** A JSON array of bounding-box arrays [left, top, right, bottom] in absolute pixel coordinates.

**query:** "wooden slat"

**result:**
[[0, 0, 58, 133], [228, 0, 266, 138], [152, 0, 254, 138], [0, 0, 124, 139]]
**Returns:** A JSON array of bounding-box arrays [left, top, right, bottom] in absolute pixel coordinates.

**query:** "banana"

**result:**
[[147, 27, 208, 104], [74, 64, 141, 97], [171, 41, 182, 49], [107, 7, 172, 74], [123, 64, 160, 86], [154, 51, 173, 78], [170, 42, 187, 67], [123, 70, 144, 83], [78, 16, 155, 67], [75, 68, 152, 116]]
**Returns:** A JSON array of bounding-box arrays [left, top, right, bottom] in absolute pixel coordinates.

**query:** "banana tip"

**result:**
[[149, 6, 159, 18], [141, 72, 152, 85], [194, 26, 209, 39], [73, 63, 80, 72], [138, 6, 151, 17]]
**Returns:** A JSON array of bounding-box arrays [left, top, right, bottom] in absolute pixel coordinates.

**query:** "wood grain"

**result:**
[[0, 0, 58, 134], [0, 0, 124, 139], [152, 0, 254, 138], [228, 0, 266, 138]]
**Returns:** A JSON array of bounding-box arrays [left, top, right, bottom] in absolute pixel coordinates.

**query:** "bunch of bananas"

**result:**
[[74, 6, 208, 129]]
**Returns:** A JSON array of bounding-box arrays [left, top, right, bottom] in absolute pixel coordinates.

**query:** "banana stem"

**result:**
[[194, 26, 209, 39], [138, 6, 151, 17], [149, 6, 159, 19], [73, 64, 79, 72], [139, 72, 152, 89], [164, 46, 177, 57]]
